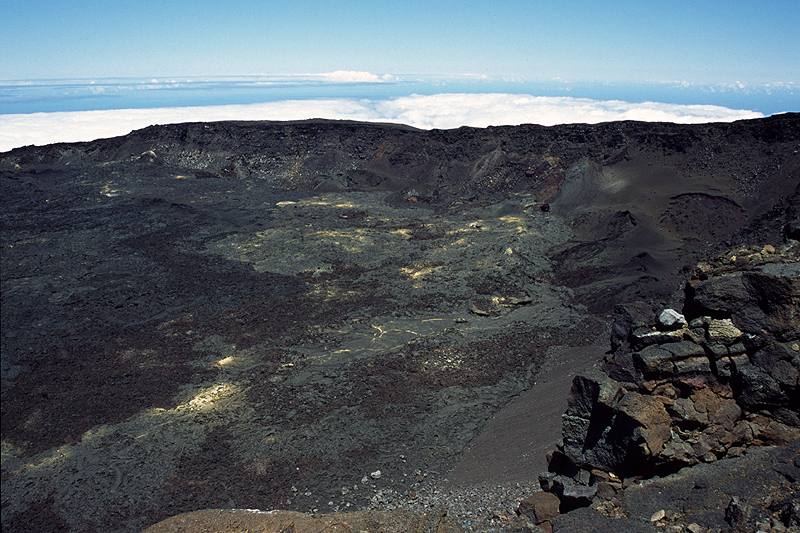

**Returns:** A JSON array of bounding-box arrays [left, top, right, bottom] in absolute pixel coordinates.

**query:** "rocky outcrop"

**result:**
[[537, 241, 800, 529]]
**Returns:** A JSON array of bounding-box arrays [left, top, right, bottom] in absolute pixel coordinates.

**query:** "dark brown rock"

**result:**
[[517, 492, 561, 524], [750, 415, 800, 445], [706, 397, 742, 430], [594, 481, 622, 502], [617, 392, 671, 455], [672, 397, 708, 427]]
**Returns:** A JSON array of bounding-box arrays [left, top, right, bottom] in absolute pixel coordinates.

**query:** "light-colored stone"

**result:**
[[650, 509, 666, 522], [660, 309, 687, 329], [706, 318, 742, 345]]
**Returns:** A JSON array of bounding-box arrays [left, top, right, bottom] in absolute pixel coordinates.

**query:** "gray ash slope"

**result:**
[[1, 114, 799, 532]]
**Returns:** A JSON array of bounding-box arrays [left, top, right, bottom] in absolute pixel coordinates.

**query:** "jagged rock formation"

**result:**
[[536, 242, 800, 531]]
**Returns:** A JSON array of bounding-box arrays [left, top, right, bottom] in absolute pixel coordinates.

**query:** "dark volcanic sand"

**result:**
[[1, 115, 798, 532], [444, 343, 607, 489]]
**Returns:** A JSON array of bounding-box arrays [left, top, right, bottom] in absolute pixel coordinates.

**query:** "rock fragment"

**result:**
[[659, 309, 686, 329]]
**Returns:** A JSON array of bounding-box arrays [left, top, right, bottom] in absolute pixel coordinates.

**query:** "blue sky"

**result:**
[[1, 1, 798, 151], [3, 0, 798, 84]]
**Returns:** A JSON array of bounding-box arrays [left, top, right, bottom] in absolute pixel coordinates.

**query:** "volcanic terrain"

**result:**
[[1, 113, 799, 532]]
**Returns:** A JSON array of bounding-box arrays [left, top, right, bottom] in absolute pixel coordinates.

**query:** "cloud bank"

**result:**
[[0, 93, 763, 152], [317, 71, 394, 83]]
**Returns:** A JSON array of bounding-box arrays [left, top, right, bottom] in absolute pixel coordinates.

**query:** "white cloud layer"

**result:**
[[0, 93, 764, 152], [317, 70, 394, 83]]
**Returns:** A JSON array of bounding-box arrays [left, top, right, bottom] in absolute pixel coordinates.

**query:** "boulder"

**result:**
[[602, 349, 644, 385], [633, 345, 674, 376], [622, 441, 800, 530], [550, 476, 598, 512], [673, 356, 712, 377], [562, 370, 639, 472], [662, 340, 706, 359], [690, 267, 800, 341], [689, 273, 749, 319], [671, 397, 708, 427], [517, 491, 561, 524]]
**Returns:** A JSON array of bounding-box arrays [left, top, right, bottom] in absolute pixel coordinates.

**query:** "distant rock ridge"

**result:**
[[3, 114, 799, 206], [530, 240, 800, 531]]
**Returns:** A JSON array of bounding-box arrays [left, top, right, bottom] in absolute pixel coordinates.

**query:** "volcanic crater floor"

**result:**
[[2, 179, 607, 532]]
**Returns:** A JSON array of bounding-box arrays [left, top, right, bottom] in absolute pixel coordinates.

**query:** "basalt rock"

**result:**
[[688, 263, 800, 341], [540, 242, 800, 524]]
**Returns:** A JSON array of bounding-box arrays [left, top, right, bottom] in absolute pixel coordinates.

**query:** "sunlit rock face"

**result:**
[[1, 114, 798, 532]]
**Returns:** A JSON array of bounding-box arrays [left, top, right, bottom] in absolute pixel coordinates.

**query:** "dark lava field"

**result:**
[[1, 113, 799, 532]]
